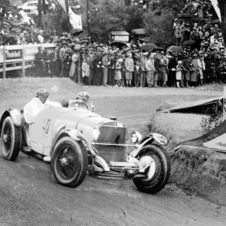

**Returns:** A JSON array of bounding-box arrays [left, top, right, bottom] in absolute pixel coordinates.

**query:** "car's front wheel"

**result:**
[[51, 137, 88, 188], [133, 144, 171, 194], [1, 116, 21, 161]]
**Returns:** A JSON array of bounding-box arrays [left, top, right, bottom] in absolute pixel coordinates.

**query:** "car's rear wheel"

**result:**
[[133, 144, 171, 194], [1, 116, 21, 161], [51, 137, 88, 187]]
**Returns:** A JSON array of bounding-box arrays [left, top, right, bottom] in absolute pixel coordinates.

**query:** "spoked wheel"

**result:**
[[51, 137, 88, 187], [1, 116, 21, 161], [133, 144, 171, 194]]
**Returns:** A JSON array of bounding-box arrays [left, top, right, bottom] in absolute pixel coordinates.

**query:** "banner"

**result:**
[[210, 0, 222, 22], [55, 0, 67, 12], [68, 7, 82, 30]]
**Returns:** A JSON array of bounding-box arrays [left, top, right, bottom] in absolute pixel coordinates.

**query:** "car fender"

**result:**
[[130, 133, 167, 158], [51, 127, 82, 152], [0, 109, 22, 132], [139, 133, 167, 147]]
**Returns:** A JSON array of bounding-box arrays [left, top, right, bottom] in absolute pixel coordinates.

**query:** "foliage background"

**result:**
[[5, 0, 226, 47]]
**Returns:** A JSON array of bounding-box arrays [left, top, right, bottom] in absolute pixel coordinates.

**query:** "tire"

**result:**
[[1, 116, 21, 161], [133, 144, 171, 194], [51, 137, 88, 188]]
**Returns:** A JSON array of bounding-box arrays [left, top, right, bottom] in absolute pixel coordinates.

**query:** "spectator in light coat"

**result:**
[[102, 51, 110, 86], [146, 54, 155, 87], [197, 51, 205, 86], [124, 52, 134, 87]]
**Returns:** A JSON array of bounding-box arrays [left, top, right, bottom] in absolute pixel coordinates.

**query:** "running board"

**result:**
[[110, 161, 139, 169]]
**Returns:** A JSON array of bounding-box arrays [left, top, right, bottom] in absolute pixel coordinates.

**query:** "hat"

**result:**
[[109, 50, 114, 55], [37, 89, 49, 98], [78, 92, 90, 102]]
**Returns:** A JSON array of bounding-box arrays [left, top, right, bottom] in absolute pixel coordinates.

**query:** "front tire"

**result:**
[[133, 144, 171, 194], [51, 137, 88, 188], [1, 116, 21, 161]]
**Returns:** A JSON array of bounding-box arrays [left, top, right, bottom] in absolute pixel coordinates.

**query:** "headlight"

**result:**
[[152, 133, 167, 145], [91, 127, 100, 141], [131, 131, 142, 144]]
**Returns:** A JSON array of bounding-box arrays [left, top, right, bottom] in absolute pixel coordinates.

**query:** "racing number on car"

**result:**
[[43, 119, 51, 134]]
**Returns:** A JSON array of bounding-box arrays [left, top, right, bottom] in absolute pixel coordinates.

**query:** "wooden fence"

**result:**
[[0, 44, 56, 79]]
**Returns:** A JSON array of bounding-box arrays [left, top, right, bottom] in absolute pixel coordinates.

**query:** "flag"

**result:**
[[55, 0, 67, 12], [210, 0, 222, 22], [68, 7, 82, 30]]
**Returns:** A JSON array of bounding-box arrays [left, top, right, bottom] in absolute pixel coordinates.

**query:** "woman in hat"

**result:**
[[197, 51, 205, 86], [175, 61, 184, 88], [69, 47, 79, 80], [124, 52, 134, 87], [190, 53, 199, 87], [114, 55, 123, 87], [82, 57, 90, 85]]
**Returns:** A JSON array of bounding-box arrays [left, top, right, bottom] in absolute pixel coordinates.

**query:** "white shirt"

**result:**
[[24, 98, 61, 123]]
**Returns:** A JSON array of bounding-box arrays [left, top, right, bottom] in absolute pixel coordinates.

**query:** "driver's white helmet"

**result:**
[[78, 92, 90, 102]]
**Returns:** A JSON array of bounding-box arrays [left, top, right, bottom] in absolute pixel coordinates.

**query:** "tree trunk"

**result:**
[[218, 0, 226, 45]]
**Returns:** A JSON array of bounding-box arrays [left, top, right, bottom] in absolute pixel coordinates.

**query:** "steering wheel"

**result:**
[[68, 99, 89, 109]]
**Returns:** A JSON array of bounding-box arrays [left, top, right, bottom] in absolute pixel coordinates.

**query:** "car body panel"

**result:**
[[27, 107, 117, 155]]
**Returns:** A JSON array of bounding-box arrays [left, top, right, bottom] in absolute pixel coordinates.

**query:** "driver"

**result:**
[[24, 88, 61, 124], [75, 92, 90, 104], [61, 91, 95, 111]]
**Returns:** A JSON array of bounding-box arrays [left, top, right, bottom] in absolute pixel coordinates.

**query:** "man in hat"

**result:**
[[59, 42, 68, 77], [93, 49, 103, 86], [102, 51, 110, 86], [37, 30, 44, 44], [34, 47, 44, 77], [23, 89, 61, 124], [140, 51, 148, 87], [108, 50, 116, 87], [167, 52, 177, 87]]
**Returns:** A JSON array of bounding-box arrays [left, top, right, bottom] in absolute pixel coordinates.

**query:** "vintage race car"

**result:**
[[0, 100, 171, 194]]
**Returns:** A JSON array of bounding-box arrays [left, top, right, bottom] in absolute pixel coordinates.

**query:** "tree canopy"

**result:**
[[2, 0, 226, 47]]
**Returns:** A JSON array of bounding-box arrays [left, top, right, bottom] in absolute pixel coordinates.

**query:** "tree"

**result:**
[[218, 0, 226, 45], [144, 10, 175, 47], [0, 0, 10, 19]]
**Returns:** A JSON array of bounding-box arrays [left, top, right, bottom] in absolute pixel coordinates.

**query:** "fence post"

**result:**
[[3, 46, 6, 79], [22, 45, 25, 77]]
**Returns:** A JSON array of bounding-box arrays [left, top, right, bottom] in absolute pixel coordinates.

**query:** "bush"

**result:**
[[200, 103, 224, 131]]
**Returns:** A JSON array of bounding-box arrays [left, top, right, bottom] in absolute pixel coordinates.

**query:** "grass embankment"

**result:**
[[149, 112, 226, 206]]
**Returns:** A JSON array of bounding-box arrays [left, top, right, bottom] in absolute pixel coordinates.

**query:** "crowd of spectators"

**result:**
[[1, 2, 226, 87], [172, 15, 226, 87], [31, 27, 226, 88]]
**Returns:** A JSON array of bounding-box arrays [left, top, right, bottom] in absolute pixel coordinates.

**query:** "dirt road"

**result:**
[[0, 79, 225, 226]]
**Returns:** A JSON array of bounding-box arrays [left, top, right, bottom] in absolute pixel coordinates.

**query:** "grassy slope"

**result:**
[[149, 111, 226, 206]]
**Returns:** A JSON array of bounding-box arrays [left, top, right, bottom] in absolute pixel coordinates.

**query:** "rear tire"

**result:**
[[1, 116, 21, 161], [51, 137, 88, 187], [133, 144, 171, 194]]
